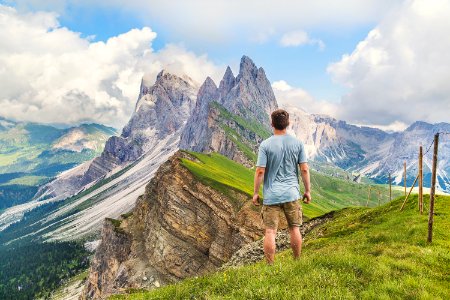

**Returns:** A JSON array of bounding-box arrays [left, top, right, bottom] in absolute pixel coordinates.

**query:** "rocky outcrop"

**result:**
[[84, 70, 197, 181], [82, 219, 132, 298], [81, 151, 265, 299], [180, 55, 278, 166]]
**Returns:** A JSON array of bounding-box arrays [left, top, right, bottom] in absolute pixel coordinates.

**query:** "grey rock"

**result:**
[[180, 55, 277, 166]]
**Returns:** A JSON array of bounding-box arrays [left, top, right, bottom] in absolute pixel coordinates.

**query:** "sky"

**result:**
[[0, 0, 449, 131]]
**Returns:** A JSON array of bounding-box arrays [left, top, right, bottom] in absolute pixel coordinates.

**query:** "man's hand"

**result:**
[[302, 191, 312, 204], [252, 194, 261, 206]]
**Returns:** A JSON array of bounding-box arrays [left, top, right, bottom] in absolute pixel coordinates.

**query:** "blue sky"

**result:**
[[2, 0, 381, 102], [1, 0, 449, 129], [53, 3, 374, 102]]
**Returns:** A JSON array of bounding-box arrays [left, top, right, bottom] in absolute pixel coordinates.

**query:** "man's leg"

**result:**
[[263, 228, 277, 264], [283, 200, 303, 259], [261, 205, 279, 264], [289, 226, 302, 259]]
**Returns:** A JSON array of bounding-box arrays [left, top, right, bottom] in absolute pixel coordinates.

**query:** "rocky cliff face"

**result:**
[[180, 55, 277, 166], [82, 70, 197, 184], [81, 151, 264, 299]]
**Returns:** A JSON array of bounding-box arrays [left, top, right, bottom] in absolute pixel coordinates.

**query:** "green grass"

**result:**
[[180, 151, 257, 211], [1, 175, 48, 186], [0, 151, 22, 166], [211, 102, 271, 140], [180, 151, 402, 218], [219, 124, 257, 162], [110, 194, 450, 299]]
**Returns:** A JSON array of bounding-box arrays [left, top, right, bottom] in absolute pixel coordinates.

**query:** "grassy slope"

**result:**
[[180, 151, 402, 219], [110, 194, 450, 299]]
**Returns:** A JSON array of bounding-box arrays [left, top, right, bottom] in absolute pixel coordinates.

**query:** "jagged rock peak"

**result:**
[[155, 69, 194, 85], [219, 66, 236, 97], [202, 76, 218, 90], [196, 76, 219, 107], [405, 120, 433, 131], [238, 55, 258, 79]]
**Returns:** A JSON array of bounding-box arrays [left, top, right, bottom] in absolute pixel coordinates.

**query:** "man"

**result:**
[[252, 109, 311, 264]]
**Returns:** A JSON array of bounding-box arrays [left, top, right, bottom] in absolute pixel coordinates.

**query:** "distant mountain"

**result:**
[[0, 70, 199, 238], [0, 120, 116, 210], [285, 107, 450, 192], [356, 121, 450, 190]]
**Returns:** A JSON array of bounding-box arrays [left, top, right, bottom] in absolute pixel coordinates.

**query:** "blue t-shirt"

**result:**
[[256, 134, 307, 205]]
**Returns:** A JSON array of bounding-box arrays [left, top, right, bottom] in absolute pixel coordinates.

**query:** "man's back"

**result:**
[[256, 134, 307, 205]]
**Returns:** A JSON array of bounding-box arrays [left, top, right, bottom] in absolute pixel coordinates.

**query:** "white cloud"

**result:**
[[272, 80, 337, 116], [354, 121, 408, 132], [279, 30, 325, 50], [8, 0, 402, 45], [328, 0, 450, 126], [0, 5, 223, 128]]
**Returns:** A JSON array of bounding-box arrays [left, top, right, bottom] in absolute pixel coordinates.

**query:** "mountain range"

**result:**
[[0, 55, 448, 299], [286, 108, 450, 190], [1, 55, 448, 240]]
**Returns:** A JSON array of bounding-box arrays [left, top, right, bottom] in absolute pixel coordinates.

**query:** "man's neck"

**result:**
[[273, 129, 287, 136]]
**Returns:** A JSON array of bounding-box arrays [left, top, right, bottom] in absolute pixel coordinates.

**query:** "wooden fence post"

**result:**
[[400, 174, 419, 211], [366, 186, 371, 207], [428, 133, 439, 243], [378, 190, 381, 206], [419, 145, 423, 214]]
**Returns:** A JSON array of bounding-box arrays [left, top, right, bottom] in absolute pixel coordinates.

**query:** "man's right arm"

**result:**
[[299, 162, 311, 203]]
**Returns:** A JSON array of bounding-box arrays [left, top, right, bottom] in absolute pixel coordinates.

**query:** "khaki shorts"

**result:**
[[261, 200, 303, 229]]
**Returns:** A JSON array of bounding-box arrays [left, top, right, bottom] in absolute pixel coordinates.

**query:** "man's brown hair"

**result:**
[[271, 109, 289, 130]]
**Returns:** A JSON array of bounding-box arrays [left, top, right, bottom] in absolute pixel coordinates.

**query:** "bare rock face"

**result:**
[[38, 71, 198, 200], [179, 77, 219, 153], [221, 55, 278, 127], [81, 151, 264, 299], [180, 55, 278, 166], [85, 70, 197, 178]]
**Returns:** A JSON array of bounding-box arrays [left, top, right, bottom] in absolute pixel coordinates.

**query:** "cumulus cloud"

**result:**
[[328, 0, 450, 126], [0, 5, 223, 128], [272, 80, 337, 116], [279, 30, 325, 50]]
